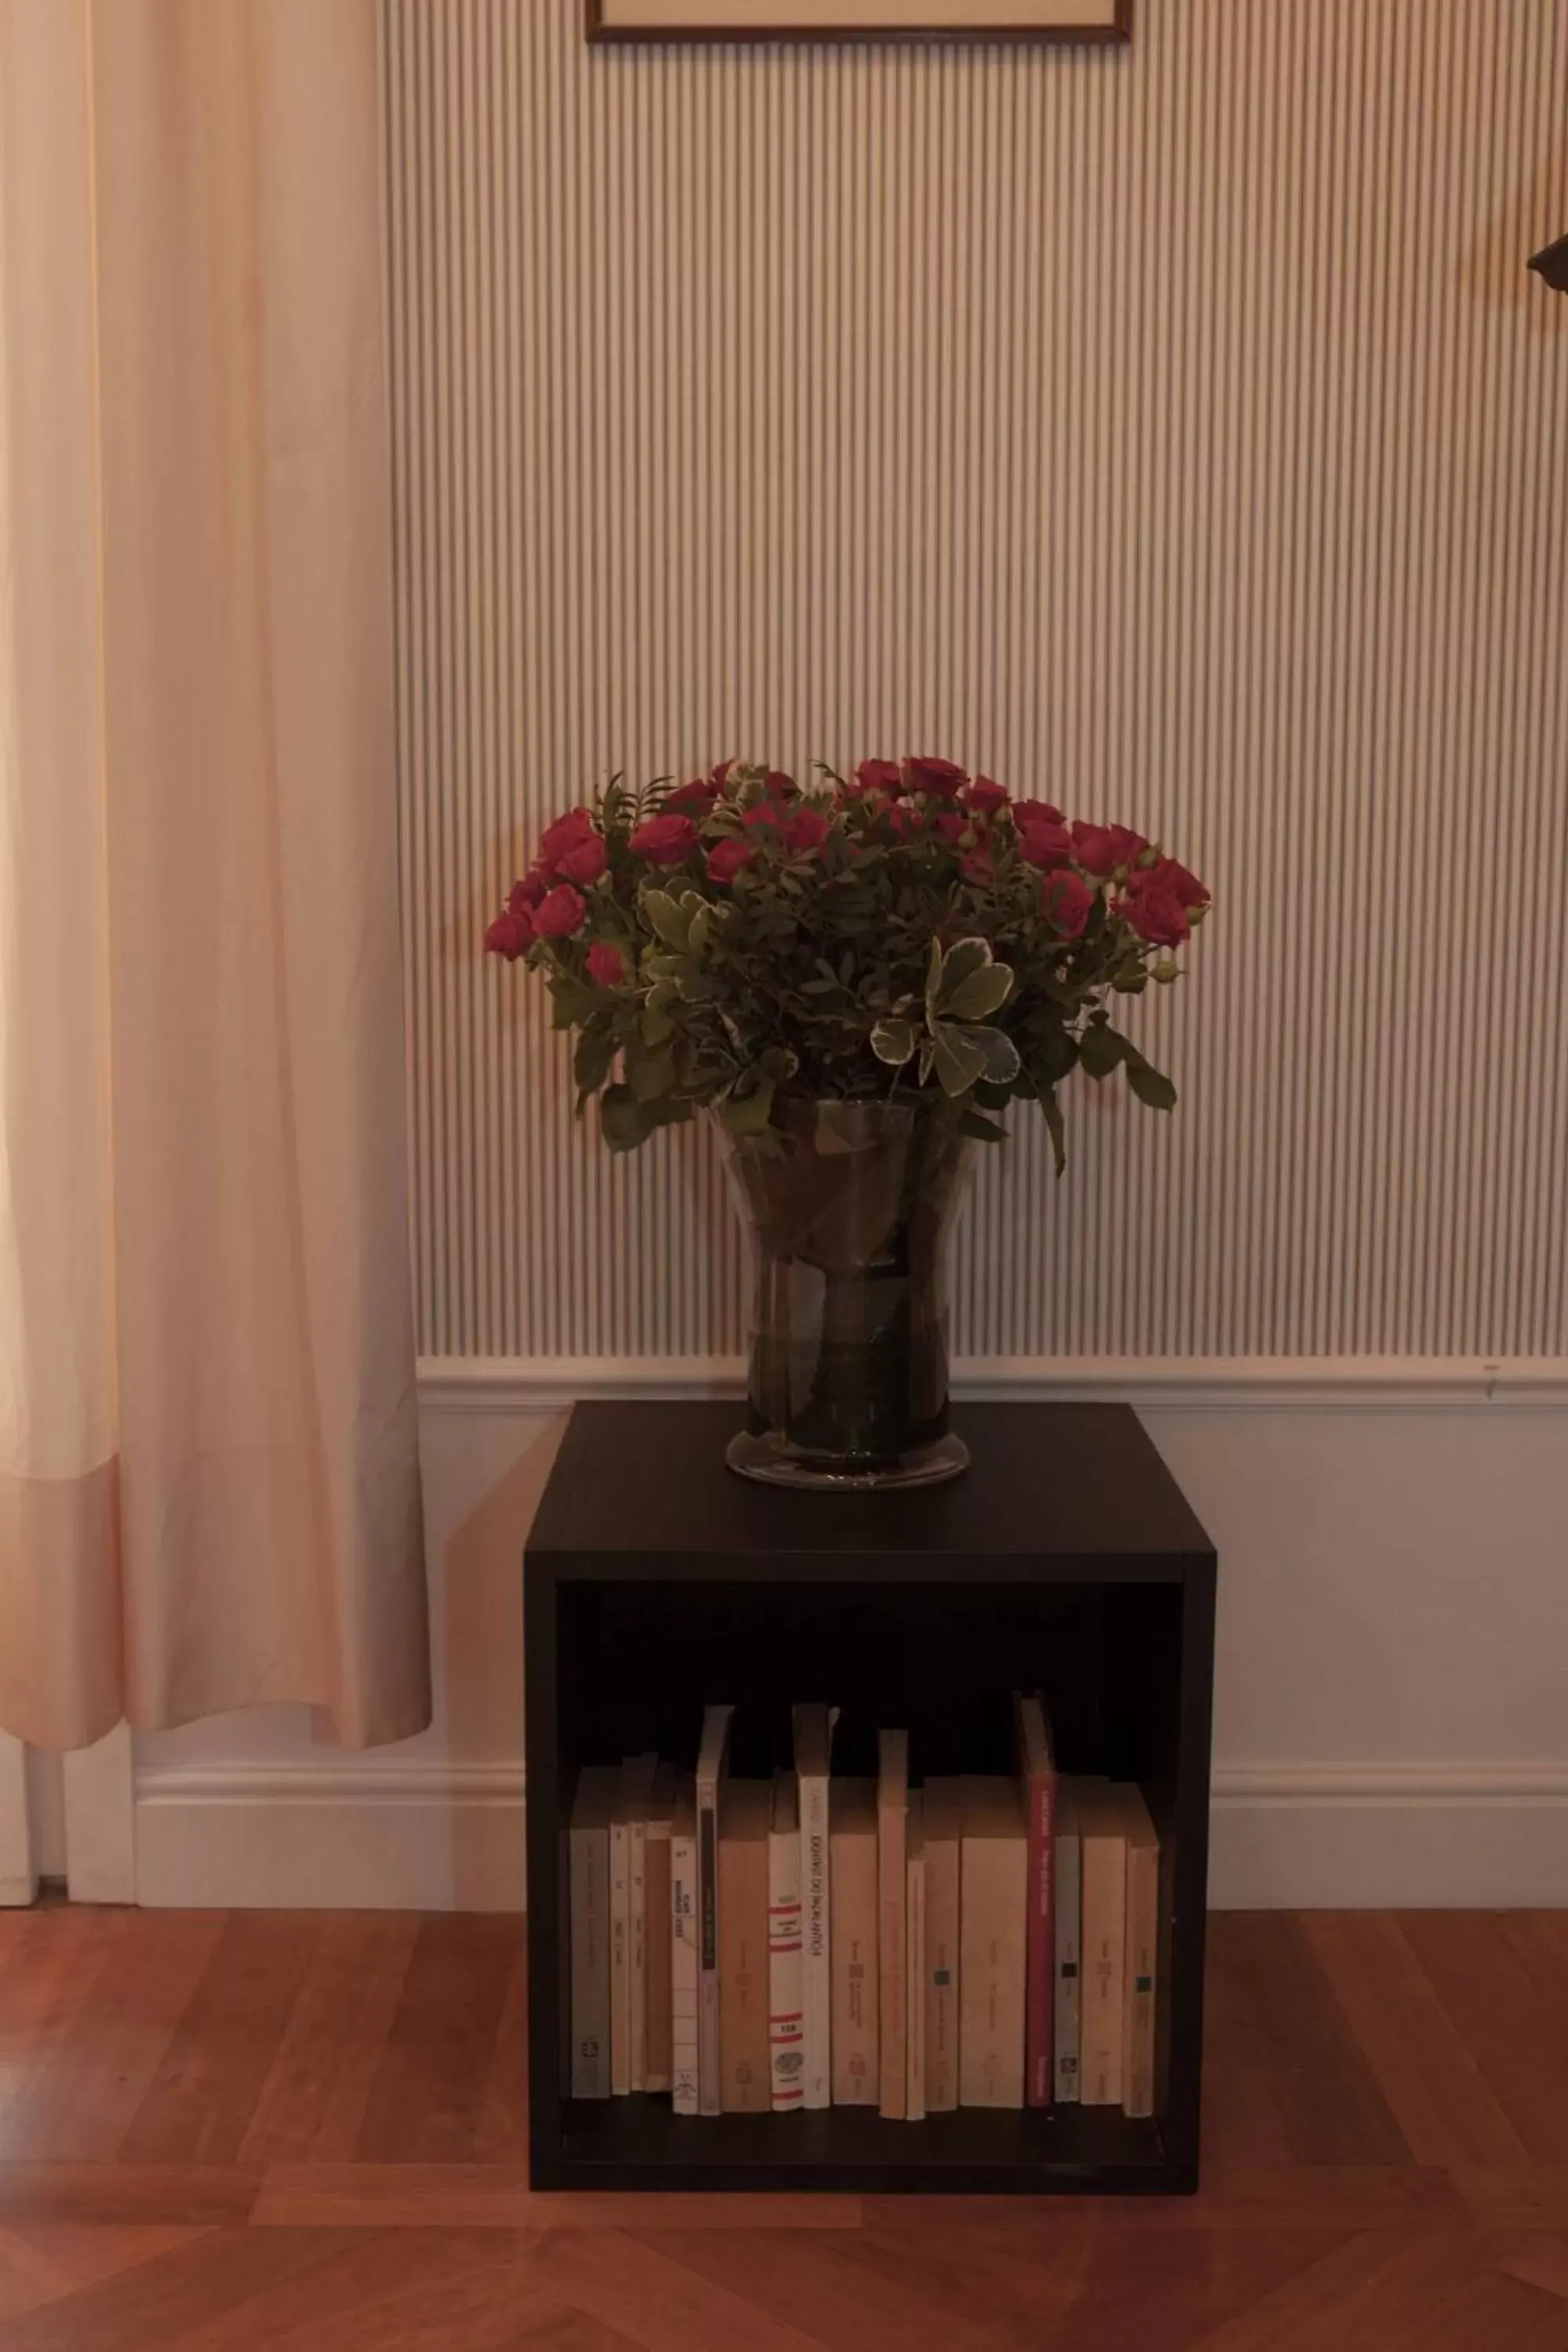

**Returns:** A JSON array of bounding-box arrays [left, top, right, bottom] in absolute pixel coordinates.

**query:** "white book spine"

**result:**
[[798, 1769, 831, 2111], [670, 1820, 700, 2116], [768, 1816, 804, 2111], [609, 1813, 631, 2097], [628, 1811, 648, 2092], [696, 1774, 721, 2114], [568, 1818, 610, 2099], [1054, 1819, 1083, 2103]]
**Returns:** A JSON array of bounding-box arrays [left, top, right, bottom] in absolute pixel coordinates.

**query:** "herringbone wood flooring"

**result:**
[[0, 1907, 1566, 2348]]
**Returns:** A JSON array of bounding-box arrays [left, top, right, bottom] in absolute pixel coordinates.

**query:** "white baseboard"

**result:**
[[131, 1759, 1568, 1911]]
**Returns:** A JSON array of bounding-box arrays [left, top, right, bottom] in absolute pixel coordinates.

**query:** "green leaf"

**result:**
[[572, 1024, 617, 1094], [715, 1076, 775, 1138], [942, 962, 1014, 1023], [935, 937, 993, 1008], [1040, 1088, 1068, 1176], [599, 1083, 653, 1151], [549, 976, 601, 1029], [870, 1017, 918, 1068], [958, 1108, 1008, 1143], [924, 936, 945, 1015], [627, 1042, 677, 1102], [1127, 1062, 1178, 1112], [642, 997, 675, 1047], [970, 1025, 1022, 1086], [686, 902, 713, 955], [641, 889, 691, 950], [929, 1022, 988, 1098], [1078, 1022, 1125, 1081]]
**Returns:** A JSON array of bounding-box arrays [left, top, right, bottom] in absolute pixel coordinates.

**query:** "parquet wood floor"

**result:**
[[0, 1907, 1566, 2349]]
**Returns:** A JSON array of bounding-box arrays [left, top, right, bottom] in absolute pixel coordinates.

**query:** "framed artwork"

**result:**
[[586, 0, 1129, 41]]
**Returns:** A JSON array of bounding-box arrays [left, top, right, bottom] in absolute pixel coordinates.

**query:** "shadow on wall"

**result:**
[[1463, 147, 1568, 333]]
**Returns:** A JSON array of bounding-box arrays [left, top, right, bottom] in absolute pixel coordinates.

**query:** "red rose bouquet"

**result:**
[[486, 757, 1208, 1167]]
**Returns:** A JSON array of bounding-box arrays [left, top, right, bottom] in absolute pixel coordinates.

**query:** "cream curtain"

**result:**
[[0, 0, 430, 1748]]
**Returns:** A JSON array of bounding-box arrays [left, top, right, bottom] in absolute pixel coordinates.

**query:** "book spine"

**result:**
[[696, 1773, 720, 2115], [1024, 1766, 1055, 2107], [1053, 1821, 1082, 2104], [768, 1820, 804, 2112], [628, 1813, 648, 2092], [959, 1838, 1028, 2108], [924, 1834, 960, 2114], [1123, 1838, 1158, 2118], [609, 1812, 631, 2097], [1081, 1831, 1127, 2107], [644, 1828, 673, 2095], [568, 1820, 611, 2099], [719, 1824, 771, 2113], [906, 1850, 927, 2123], [829, 1828, 878, 2105], [670, 1823, 699, 2116], [797, 1771, 831, 2111], [877, 1803, 907, 2118]]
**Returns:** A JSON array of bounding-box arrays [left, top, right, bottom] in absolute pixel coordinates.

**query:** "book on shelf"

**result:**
[[877, 1728, 909, 2119], [1014, 1690, 1058, 2110], [829, 1775, 878, 2105], [568, 1763, 616, 2099], [768, 1769, 804, 2112], [670, 1773, 699, 2115], [644, 1762, 676, 2096], [791, 1703, 835, 2111], [1077, 1776, 1127, 2107], [717, 1777, 771, 2113], [1119, 1784, 1160, 2119], [921, 1774, 964, 2114], [627, 1753, 659, 2092], [1053, 1776, 1083, 2104], [958, 1773, 1028, 2109], [609, 1752, 657, 2097], [695, 1703, 734, 2117], [905, 1791, 927, 2123]]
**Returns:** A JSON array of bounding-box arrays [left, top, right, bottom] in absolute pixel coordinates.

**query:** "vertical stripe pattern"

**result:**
[[384, 0, 1568, 1362]]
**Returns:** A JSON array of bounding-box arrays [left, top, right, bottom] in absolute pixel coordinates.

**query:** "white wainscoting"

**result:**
[[125, 1358, 1568, 1911]]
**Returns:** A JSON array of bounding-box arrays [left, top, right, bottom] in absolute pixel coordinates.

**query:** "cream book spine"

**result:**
[[670, 1776, 699, 2116], [644, 1762, 676, 2096], [608, 1763, 633, 2095], [626, 1752, 658, 2092], [1120, 1784, 1160, 2119], [905, 1793, 927, 2124], [958, 1774, 1028, 2109], [695, 1703, 734, 2117], [768, 1770, 804, 2112], [1078, 1777, 1127, 2108], [829, 1777, 878, 2105], [922, 1775, 964, 2114], [718, 1778, 772, 2113], [792, 1704, 835, 2112], [1053, 1777, 1083, 2104], [568, 1765, 617, 2100], [877, 1729, 909, 2119]]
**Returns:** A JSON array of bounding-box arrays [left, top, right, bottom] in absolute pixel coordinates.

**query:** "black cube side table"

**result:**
[[524, 1399, 1217, 2194]]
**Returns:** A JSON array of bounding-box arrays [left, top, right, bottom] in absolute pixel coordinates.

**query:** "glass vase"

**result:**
[[716, 1097, 975, 1490]]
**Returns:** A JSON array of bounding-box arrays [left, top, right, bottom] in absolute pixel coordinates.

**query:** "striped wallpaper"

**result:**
[[383, 0, 1568, 1363]]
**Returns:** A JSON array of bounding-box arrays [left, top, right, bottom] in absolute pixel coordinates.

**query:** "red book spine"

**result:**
[[1025, 1767, 1056, 2107]]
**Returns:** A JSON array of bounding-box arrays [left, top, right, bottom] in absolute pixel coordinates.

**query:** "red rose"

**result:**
[[961, 843, 996, 887], [764, 769, 796, 801], [1014, 815, 1073, 869], [666, 776, 718, 815], [535, 807, 596, 873], [555, 833, 607, 885], [784, 805, 829, 854], [935, 811, 967, 844], [1118, 879, 1190, 948], [1140, 855, 1209, 911], [1012, 797, 1065, 830], [586, 941, 626, 987], [706, 837, 757, 883], [964, 775, 1009, 815], [1042, 870, 1094, 938], [710, 758, 735, 787], [741, 801, 782, 830], [852, 758, 903, 797], [884, 801, 924, 839], [485, 906, 534, 960], [904, 756, 967, 798], [1072, 821, 1148, 878], [508, 873, 547, 913], [533, 884, 586, 939], [629, 812, 698, 865]]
